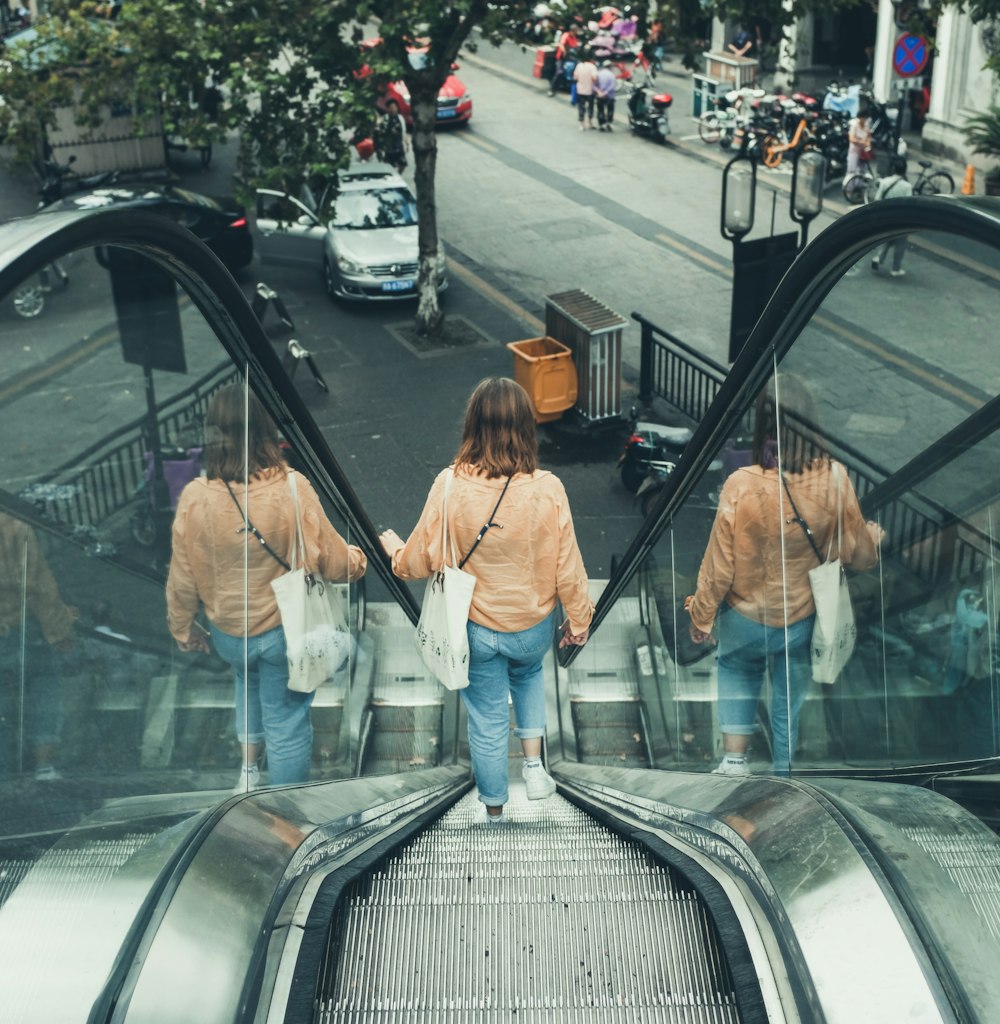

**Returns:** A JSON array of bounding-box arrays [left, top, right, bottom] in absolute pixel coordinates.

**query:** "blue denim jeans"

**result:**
[[461, 611, 556, 806], [209, 623, 314, 785], [716, 605, 814, 774]]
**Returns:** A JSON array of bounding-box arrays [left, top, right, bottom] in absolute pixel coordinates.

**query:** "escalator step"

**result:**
[[572, 701, 651, 767], [316, 792, 742, 1022]]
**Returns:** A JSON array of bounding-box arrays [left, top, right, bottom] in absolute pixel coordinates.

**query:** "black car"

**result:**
[[46, 186, 253, 271]]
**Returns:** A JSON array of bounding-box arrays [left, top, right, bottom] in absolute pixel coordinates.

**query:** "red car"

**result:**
[[361, 39, 473, 127]]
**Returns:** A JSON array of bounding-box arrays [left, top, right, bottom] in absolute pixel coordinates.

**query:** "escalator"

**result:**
[[1, 198, 1000, 1023]]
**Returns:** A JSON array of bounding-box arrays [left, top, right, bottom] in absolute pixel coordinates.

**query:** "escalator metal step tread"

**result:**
[[317, 792, 741, 1022], [900, 824, 1000, 938]]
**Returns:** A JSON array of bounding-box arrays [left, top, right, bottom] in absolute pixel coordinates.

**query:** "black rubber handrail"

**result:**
[[0, 207, 422, 621], [561, 196, 1000, 666]]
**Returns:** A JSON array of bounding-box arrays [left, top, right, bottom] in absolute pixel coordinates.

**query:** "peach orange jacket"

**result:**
[[688, 461, 879, 634], [390, 467, 594, 636], [166, 468, 366, 643]]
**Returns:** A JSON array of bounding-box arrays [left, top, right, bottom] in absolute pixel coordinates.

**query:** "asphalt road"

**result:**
[[0, 44, 994, 594]]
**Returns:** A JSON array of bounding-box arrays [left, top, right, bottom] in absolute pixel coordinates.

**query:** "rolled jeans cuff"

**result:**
[[718, 723, 756, 736], [514, 727, 545, 740]]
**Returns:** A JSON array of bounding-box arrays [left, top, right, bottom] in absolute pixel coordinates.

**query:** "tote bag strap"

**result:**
[[440, 469, 460, 569], [286, 471, 308, 573]]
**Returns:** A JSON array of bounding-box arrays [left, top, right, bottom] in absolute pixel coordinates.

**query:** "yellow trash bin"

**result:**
[[507, 336, 579, 423]]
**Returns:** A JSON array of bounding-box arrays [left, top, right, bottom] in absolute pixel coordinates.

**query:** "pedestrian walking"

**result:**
[[870, 155, 914, 278], [573, 51, 598, 130], [379, 378, 593, 825], [846, 108, 873, 176], [595, 60, 617, 131], [375, 98, 408, 173]]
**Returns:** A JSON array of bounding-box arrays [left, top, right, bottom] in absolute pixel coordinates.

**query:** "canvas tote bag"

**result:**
[[782, 464, 857, 684], [266, 472, 350, 693], [414, 470, 478, 690]]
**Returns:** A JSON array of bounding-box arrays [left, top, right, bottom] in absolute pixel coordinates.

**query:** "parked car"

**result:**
[[361, 38, 473, 126], [254, 163, 447, 301], [44, 185, 253, 271]]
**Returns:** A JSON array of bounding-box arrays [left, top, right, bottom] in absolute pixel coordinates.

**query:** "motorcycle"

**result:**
[[626, 83, 673, 141], [618, 419, 693, 515], [38, 154, 119, 207]]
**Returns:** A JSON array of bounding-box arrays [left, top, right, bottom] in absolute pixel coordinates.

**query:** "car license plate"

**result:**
[[382, 279, 415, 293], [437, 108, 458, 118]]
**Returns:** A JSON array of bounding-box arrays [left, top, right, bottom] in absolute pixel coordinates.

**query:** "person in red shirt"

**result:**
[[548, 24, 579, 96]]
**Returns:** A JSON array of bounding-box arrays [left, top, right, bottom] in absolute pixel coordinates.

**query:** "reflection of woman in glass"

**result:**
[[0, 512, 77, 779], [166, 385, 366, 792], [686, 376, 884, 775]]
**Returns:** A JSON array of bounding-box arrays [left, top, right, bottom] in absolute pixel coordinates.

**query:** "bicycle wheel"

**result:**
[[761, 135, 782, 169], [916, 171, 955, 196], [698, 113, 721, 144], [842, 173, 869, 205]]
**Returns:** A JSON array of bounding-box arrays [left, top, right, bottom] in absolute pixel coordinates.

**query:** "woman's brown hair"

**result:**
[[752, 373, 828, 474], [202, 383, 286, 482], [454, 377, 538, 479]]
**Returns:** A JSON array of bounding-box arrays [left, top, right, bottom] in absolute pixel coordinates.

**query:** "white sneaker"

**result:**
[[711, 757, 751, 777], [890, 269, 906, 278], [522, 762, 556, 800], [233, 764, 260, 794], [483, 809, 507, 826], [35, 765, 61, 781]]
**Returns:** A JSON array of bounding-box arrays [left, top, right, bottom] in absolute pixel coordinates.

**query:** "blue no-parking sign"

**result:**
[[893, 35, 929, 77]]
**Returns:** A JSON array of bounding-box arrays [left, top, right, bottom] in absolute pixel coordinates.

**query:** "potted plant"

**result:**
[[962, 105, 1000, 195]]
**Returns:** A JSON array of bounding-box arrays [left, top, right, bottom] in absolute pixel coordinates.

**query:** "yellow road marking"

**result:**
[[655, 233, 731, 275], [814, 313, 981, 408], [456, 133, 498, 154], [446, 257, 544, 333], [0, 330, 116, 405], [913, 235, 1000, 283]]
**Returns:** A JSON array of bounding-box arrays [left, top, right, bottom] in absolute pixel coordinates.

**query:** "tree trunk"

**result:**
[[410, 86, 443, 336]]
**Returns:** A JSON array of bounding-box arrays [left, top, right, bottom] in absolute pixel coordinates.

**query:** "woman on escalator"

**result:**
[[379, 378, 593, 825], [166, 385, 366, 793], [685, 376, 884, 776]]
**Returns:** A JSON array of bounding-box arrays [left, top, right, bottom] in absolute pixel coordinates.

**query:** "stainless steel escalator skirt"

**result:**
[[316, 789, 746, 1023]]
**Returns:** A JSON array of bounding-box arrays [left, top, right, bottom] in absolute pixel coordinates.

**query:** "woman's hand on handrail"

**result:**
[[559, 622, 589, 648]]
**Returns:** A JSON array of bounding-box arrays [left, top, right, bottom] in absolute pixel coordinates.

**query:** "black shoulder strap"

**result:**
[[224, 480, 292, 572], [780, 472, 823, 564], [458, 476, 512, 570]]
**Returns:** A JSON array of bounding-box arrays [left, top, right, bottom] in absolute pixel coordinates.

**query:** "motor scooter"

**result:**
[[626, 83, 673, 141], [618, 419, 692, 504], [38, 154, 119, 207]]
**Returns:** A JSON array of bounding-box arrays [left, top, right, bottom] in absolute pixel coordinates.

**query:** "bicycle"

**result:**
[[842, 158, 955, 206], [697, 87, 763, 148]]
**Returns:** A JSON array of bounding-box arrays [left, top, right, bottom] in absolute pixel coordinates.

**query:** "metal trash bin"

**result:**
[[507, 336, 578, 423], [544, 290, 627, 422]]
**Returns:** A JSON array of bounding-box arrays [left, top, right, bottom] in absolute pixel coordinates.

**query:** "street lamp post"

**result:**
[[722, 146, 826, 361]]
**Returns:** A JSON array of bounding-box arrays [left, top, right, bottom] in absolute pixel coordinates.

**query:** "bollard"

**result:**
[[962, 165, 976, 195], [251, 282, 295, 330], [283, 339, 329, 392]]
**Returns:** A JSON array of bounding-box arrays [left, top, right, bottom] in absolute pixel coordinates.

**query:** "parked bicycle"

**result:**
[[842, 157, 955, 206], [697, 87, 764, 149]]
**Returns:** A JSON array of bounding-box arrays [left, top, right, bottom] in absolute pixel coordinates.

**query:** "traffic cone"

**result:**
[[961, 164, 976, 195]]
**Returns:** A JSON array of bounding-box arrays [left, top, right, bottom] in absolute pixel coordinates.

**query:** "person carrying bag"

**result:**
[[686, 376, 883, 776], [380, 378, 593, 825], [167, 384, 366, 793]]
